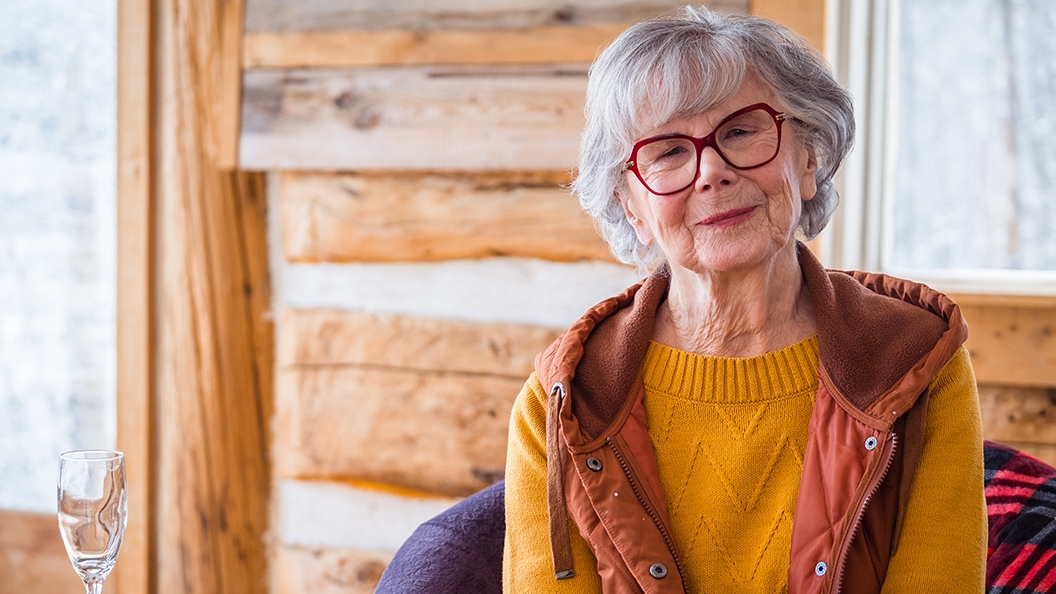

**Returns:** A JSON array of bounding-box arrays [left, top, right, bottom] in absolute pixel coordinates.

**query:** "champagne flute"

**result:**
[[57, 450, 128, 594]]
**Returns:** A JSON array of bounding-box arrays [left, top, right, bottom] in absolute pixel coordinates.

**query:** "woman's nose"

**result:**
[[694, 146, 736, 191]]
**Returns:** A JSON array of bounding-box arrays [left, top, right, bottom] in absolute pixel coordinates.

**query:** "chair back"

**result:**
[[375, 480, 505, 594]]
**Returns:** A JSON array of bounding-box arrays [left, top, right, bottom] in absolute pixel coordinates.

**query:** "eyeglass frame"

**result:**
[[623, 102, 788, 196]]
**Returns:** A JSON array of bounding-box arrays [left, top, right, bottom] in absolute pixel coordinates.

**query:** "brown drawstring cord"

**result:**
[[546, 381, 575, 579]]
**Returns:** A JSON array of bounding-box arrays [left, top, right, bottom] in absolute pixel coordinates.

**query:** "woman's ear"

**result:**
[[799, 143, 819, 202], [617, 191, 654, 246]]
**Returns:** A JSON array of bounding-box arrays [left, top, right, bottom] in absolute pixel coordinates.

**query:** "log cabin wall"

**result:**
[[242, 2, 745, 592], [952, 295, 1056, 462]]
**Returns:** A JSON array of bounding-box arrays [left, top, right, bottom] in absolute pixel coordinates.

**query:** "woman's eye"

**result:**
[[724, 127, 752, 139], [660, 146, 688, 159]]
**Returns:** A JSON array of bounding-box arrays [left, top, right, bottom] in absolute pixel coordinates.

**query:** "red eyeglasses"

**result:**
[[625, 103, 787, 196]]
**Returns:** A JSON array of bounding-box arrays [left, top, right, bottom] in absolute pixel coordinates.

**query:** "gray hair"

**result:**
[[570, 6, 855, 270]]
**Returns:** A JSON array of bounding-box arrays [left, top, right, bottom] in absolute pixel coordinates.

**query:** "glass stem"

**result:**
[[85, 581, 103, 594]]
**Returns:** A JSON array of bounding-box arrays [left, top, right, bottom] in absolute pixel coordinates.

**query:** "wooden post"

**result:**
[[152, 0, 272, 592], [217, 0, 246, 169], [116, 0, 154, 591]]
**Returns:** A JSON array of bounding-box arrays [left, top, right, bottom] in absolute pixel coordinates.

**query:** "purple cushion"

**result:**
[[375, 481, 505, 594]]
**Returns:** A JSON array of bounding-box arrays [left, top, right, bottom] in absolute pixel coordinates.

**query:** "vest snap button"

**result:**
[[865, 436, 878, 451], [649, 563, 667, 579], [552, 382, 566, 400], [586, 457, 603, 472], [815, 561, 827, 576]]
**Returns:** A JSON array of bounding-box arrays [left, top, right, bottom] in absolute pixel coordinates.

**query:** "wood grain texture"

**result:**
[[239, 65, 587, 171], [950, 292, 1056, 309], [244, 0, 747, 33], [958, 300, 1056, 387], [276, 546, 392, 594], [276, 309, 558, 495], [276, 366, 521, 496], [244, 25, 628, 68], [278, 308, 560, 376], [280, 172, 612, 263], [750, 0, 826, 51], [0, 510, 84, 594], [217, 0, 246, 168], [115, 0, 153, 591], [980, 384, 1056, 446], [154, 0, 273, 591]]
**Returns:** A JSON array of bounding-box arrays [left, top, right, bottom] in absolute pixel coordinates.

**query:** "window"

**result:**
[[0, 0, 117, 512], [824, 0, 1056, 294]]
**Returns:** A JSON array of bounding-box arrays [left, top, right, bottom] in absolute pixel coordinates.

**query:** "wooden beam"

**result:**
[[240, 65, 588, 171], [276, 309, 557, 495], [243, 0, 747, 34], [278, 308, 560, 376], [0, 510, 84, 594], [280, 172, 612, 263], [216, 0, 247, 169], [115, 0, 153, 591], [276, 366, 521, 496], [750, 0, 826, 51], [954, 296, 1056, 387], [244, 26, 627, 69], [275, 546, 391, 594], [154, 0, 272, 592], [950, 292, 1056, 309], [980, 384, 1056, 447]]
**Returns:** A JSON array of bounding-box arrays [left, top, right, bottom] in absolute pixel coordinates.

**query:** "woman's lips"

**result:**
[[701, 206, 757, 227]]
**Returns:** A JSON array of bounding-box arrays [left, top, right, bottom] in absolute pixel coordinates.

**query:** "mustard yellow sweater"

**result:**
[[503, 338, 986, 593]]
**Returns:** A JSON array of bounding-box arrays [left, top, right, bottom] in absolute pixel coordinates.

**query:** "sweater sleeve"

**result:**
[[503, 373, 602, 594], [880, 346, 987, 593]]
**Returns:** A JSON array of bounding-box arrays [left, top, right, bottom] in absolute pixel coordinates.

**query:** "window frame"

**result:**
[[822, 0, 1056, 296]]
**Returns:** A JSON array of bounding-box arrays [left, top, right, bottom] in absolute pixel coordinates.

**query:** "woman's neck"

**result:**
[[654, 244, 816, 358]]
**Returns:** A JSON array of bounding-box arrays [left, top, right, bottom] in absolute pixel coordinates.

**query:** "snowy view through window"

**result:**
[[891, 0, 1056, 272], [0, 1, 116, 512]]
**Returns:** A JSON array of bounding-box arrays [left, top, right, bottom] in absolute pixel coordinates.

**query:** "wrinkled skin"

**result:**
[[618, 73, 820, 357]]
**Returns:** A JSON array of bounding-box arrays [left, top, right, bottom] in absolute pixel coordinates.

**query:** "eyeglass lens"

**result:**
[[635, 108, 781, 195]]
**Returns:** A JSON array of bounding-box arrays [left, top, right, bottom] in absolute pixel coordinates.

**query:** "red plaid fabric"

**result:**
[[986, 439, 1056, 593]]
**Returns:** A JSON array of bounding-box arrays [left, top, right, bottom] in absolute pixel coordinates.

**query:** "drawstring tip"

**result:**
[[556, 570, 575, 580]]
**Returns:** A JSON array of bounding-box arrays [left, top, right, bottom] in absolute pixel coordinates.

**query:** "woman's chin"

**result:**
[[678, 238, 776, 275]]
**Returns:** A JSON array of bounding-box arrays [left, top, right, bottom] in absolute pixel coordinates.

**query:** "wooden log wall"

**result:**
[[956, 294, 1056, 463], [245, 1, 741, 592]]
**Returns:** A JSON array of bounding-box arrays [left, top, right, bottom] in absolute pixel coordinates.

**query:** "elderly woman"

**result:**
[[503, 6, 985, 594]]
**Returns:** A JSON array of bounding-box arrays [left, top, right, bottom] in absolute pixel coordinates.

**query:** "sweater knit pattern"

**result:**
[[640, 336, 819, 594]]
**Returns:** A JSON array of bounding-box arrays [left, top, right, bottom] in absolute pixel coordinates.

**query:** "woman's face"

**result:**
[[619, 74, 818, 275]]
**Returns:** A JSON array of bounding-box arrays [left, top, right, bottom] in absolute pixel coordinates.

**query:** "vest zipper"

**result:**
[[607, 436, 688, 592], [832, 432, 897, 594]]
